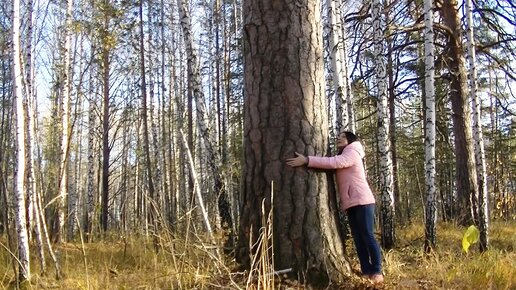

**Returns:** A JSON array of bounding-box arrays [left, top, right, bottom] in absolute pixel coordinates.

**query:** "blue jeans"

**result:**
[[347, 204, 382, 275]]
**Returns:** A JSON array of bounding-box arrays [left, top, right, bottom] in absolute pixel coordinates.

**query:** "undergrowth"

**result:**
[[0, 221, 514, 289]]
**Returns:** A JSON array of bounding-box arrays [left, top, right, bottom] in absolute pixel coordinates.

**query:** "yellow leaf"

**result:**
[[462, 225, 480, 253]]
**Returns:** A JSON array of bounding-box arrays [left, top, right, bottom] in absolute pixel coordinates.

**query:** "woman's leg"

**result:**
[[347, 206, 373, 275], [360, 204, 382, 275]]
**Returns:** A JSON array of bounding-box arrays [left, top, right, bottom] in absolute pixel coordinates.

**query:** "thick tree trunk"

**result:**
[[237, 0, 350, 284], [440, 0, 479, 225]]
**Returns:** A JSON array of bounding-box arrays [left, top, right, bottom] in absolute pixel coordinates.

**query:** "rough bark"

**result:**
[[237, 0, 350, 284], [440, 0, 479, 225]]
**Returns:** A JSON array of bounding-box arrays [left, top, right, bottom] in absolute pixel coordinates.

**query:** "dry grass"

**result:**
[[0, 220, 514, 289], [379, 220, 516, 290]]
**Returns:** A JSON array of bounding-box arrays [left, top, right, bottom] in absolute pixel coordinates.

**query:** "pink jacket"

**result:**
[[307, 141, 375, 211]]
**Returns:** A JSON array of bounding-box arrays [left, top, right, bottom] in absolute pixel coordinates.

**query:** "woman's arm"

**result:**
[[286, 149, 357, 169]]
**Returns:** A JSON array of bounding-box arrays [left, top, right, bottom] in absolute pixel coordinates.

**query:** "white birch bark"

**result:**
[[27, 86, 46, 273], [86, 86, 96, 237], [69, 34, 87, 240], [177, 0, 219, 174], [465, 0, 489, 251], [13, 0, 31, 280], [147, 3, 163, 210], [138, 0, 156, 225], [326, 0, 349, 133], [371, 0, 395, 249], [177, 0, 233, 231], [58, 0, 73, 242], [343, 38, 355, 133], [423, 0, 437, 252], [23, 0, 47, 272], [36, 186, 62, 278], [181, 130, 215, 244]]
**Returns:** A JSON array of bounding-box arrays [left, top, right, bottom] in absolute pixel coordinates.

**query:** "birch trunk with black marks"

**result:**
[[13, 0, 31, 279], [423, 0, 437, 252], [326, 0, 350, 133], [177, 0, 233, 234], [371, 0, 395, 249], [465, 0, 489, 251]]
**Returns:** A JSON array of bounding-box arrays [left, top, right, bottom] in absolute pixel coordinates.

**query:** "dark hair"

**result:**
[[342, 131, 358, 143], [337, 131, 358, 155]]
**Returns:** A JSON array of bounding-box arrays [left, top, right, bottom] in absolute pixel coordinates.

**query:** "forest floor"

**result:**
[[1, 220, 515, 290]]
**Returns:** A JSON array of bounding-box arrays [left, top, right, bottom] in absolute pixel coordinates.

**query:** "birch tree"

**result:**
[[423, 0, 437, 252], [100, 0, 112, 232], [138, 0, 157, 225], [85, 67, 97, 238], [177, 0, 233, 233], [13, 0, 31, 280], [326, 0, 350, 133], [465, 0, 489, 251], [57, 0, 73, 242], [21, 0, 48, 271], [371, 0, 395, 249]]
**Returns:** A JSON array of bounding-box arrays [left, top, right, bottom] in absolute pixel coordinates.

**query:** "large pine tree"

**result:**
[[236, 0, 350, 284]]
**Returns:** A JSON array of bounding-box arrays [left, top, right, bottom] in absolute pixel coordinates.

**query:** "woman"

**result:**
[[286, 131, 384, 284]]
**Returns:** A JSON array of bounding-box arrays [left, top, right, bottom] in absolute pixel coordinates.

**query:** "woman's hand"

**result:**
[[286, 152, 308, 167]]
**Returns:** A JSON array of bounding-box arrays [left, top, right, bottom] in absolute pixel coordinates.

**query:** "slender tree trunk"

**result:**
[[440, 0, 479, 225], [465, 0, 489, 251], [181, 131, 215, 242], [423, 0, 437, 252], [488, 71, 501, 220], [27, 81, 46, 274], [0, 55, 11, 237], [177, 0, 233, 233], [327, 0, 349, 133], [58, 0, 73, 242], [23, 0, 47, 272], [387, 33, 401, 223], [237, 0, 351, 284], [85, 75, 96, 239], [13, 0, 31, 279], [139, 0, 156, 224], [100, 13, 111, 232], [371, 0, 395, 249]]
